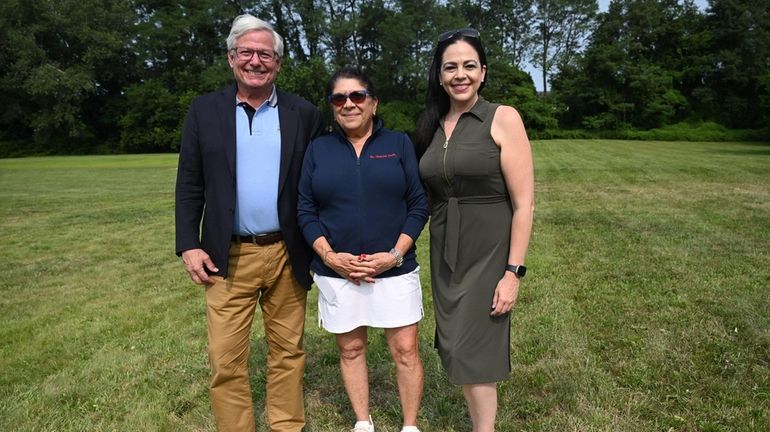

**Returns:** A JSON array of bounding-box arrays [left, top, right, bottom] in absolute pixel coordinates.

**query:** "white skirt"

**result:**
[[314, 267, 423, 334]]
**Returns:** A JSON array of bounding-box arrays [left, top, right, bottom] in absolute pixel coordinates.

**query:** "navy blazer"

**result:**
[[175, 82, 323, 288]]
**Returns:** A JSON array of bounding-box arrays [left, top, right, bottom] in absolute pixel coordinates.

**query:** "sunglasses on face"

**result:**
[[438, 27, 480, 42], [328, 90, 371, 107]]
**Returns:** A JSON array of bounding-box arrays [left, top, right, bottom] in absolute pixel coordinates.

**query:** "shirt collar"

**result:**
[[235, 85, 278, 109], [464, 95, 487, 121]]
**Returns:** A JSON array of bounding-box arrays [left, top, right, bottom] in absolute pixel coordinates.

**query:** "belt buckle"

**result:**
[[250, 234, 260, 244]]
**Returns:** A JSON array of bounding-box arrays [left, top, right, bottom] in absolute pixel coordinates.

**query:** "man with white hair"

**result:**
[[175, 14, 322, 432]]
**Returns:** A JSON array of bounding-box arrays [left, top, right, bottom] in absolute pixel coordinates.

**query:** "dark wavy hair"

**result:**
[[325, 66, 377, 101], [414, 30, 487, 158]]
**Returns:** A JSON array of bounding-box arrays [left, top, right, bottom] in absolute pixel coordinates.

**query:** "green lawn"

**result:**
[[1, 140, 768, 431]]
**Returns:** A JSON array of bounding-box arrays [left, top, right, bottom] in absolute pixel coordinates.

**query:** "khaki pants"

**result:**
[[205, 241, 307, 432]]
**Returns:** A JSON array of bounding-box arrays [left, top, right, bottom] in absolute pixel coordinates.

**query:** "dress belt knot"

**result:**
[[443, 195, 509, 272]]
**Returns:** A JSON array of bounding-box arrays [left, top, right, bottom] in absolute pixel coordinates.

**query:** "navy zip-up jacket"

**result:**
[[297, 119, 429, 278]]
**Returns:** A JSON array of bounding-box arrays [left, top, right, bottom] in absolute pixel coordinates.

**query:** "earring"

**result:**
[[439, 82, 443, 86]]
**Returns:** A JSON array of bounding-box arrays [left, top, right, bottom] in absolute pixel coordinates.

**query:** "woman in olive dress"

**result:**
[[415, 28, 535, 432]]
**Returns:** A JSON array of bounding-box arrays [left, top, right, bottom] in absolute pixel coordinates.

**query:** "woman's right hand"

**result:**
[[325, 251, 376, 285]]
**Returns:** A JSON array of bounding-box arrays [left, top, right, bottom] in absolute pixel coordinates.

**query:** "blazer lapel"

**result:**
[[277, 91, 299, 195], [218, 83, 238, 179]]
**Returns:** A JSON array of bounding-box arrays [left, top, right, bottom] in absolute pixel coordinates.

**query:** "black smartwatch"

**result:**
[[505, 264, 527, 278]]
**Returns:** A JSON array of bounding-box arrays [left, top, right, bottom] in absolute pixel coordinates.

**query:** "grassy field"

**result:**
[[1, 140, 768, 431]]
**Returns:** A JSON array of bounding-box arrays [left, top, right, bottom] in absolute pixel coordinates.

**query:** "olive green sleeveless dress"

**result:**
[[419, 97, 512, 384]]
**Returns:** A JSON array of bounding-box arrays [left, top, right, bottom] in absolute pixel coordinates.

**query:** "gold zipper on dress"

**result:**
[[442, 137, 450, 185]]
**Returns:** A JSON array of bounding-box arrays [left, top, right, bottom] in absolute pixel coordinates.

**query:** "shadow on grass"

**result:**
[[241, 321, 469, 431], [708, 140, 770, 156], [712, 148, 770, 156]]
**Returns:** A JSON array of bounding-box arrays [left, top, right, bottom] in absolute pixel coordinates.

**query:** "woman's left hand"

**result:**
[[490, 273, 520, 316], [357, 252, 398, 281]]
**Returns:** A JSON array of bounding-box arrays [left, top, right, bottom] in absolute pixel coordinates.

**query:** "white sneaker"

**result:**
[[400, 427, 420, 432], [351, 416, 374, 432]]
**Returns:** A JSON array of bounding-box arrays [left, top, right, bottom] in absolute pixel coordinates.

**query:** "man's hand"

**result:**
[[181, 249, 219, 285]]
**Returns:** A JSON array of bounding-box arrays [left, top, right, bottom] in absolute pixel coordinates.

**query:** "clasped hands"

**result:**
[[325, 251, 398, 285]]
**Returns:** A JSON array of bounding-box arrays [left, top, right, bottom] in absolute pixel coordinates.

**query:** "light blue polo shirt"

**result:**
[[233, 87, 281, 236]]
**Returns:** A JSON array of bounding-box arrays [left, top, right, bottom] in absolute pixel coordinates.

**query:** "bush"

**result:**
[[619, 122, 770, 142], [377, 100, 422, 134], [118, 79, 185, 153], [530, 122, 770, 142], [0, 140, 35, 158]]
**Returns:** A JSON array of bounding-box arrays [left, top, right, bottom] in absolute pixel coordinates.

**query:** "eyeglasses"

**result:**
[[328, 90, 371, 107], [232, 47, 278, 63], [438, 28, 480, 42]]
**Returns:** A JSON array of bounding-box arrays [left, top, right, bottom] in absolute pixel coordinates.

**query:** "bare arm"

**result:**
[[489, 105, 535, 316]]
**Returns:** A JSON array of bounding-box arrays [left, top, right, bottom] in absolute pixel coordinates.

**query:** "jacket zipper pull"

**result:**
[[443, 138, 449, 149]]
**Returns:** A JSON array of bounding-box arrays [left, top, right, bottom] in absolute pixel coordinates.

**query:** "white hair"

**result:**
[[226, 14, 284, 58]]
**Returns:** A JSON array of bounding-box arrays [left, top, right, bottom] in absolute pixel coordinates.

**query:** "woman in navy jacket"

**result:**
[[297, 67, 428, 432]]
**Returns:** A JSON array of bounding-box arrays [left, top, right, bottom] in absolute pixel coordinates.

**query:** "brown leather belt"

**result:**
[[232, 232, 283, 245]]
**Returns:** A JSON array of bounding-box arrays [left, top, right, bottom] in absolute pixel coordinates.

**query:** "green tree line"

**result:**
[[1, 0, 768, 156]]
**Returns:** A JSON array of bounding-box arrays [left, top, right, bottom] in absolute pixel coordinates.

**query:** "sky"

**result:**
[[525, 0, 710, 91]]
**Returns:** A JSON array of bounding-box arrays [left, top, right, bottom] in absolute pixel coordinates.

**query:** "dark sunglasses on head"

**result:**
[[438, 27, 480, 42], [328, 90, 371, 107]]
